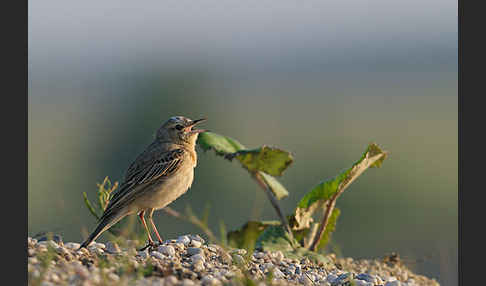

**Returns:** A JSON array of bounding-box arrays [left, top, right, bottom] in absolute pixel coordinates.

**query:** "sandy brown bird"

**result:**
[[80, 116, 207, 249]]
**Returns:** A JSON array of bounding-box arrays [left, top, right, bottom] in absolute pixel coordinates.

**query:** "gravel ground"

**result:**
[[27, 235, 440, 286]]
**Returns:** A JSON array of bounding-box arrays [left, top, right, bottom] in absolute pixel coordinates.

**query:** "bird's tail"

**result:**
[[79, 211, 126, 249]]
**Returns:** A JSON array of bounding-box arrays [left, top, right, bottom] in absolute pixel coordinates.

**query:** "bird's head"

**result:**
[[156, 116, 208, 146]]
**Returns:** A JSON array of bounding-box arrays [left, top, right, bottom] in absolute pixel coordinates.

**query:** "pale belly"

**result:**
[[133, 164, 195, 211]]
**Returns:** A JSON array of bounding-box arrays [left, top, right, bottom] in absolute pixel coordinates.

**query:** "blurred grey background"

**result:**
[[28, 1, 457, 285]]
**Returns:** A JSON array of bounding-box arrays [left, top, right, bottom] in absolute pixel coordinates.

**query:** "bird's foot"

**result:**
[[138, 241, 160, 252]]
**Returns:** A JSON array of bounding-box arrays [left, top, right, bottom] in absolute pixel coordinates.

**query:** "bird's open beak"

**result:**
[[187, 118, 208, 134], [189, 118, 207, 126]]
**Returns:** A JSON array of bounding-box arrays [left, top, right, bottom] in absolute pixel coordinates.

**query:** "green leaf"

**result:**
[[316, 207, 340, 251], [227, 220, 280, 249], [83, 192, 100, 220], [259, 172, 290, 200], [230, 146, 294, 177], [293, 143, 388, 229], [255, 225, 296, 253], [197, 132, 246, 155], [197, 132, 292, 199]]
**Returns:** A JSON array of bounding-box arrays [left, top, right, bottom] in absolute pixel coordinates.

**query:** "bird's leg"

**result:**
[[138, 210, 156, 251], [148, 208, 164, 245]]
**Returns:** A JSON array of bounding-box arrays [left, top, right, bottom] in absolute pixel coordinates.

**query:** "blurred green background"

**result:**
[[28, 1, 457, 285]]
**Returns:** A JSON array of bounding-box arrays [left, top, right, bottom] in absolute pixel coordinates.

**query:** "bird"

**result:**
[[79, 116, 207, 249]]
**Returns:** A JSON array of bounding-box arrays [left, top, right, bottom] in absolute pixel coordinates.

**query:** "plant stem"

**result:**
[[252, 172, 295, 245], [309, 199, 336, 251]]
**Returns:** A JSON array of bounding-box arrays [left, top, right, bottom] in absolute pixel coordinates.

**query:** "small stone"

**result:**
[[50, 273, 60, 283], [65, 242, 81, 250], [201, 275, 221, 286], [108, 273, 120, 282], [273, 250, 284, 262], [187, 247, 203, 256], [220, 251, 232, 264], [261, 262, 275, 272], [191, 254, 206, 263], [93, 242, 105, 249], [356, 273, 375, 283], [273, 268, 285, 279], [190, 234, 205, 243], [55, 246, 69, 256], [298, 274, 313, 286], [177, 235, 191, 246], [74, 265, 90, 279], [253, 252, 265, 259], [38, 234, 63, 244], [353, 279, 369, 286], [385, 281, 402, 286], [181, 279, 196, 286], [286, 265, 296, 276], [327, 274, 338, 283], [137, 249, 149, 259], [105, 242, 121, 254], [189, 240, 202, 248], [150, 251, 165, 260], [231, 248, 247, 256], [158, 245, 176, 256], [192, 259, 205, 272], [165, 275, 179, 286]]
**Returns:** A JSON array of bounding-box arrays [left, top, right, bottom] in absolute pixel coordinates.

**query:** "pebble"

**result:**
[[137, 249, 149, 260], [189, 240, 202, 248], [105, 241, 121, 254], [64, 242, 81, 250], [272, 267, 285, 279], [192, 260, 205, 272], [186, 247, 203, 256], [177, 235, 191, 246], [190, 234, 205, 243], [356, 273, 375, 283], [27, 235, 440, 286], [108, 273, 120, 282], [150, 251, 165, 260], [191, 254, 206, 264], [327, 274, 338, 283], [181, 278, 196, 286], [158, 245, 176, 256], [38, 234, 63, 244], [165, 275, 179, 285], [93, 242, 105, 249]]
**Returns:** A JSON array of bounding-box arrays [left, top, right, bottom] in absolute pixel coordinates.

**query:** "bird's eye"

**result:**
[[175, 124, 184, 130]]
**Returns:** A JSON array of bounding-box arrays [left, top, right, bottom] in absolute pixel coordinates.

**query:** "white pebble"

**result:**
[[64, 242, 81, 250], [108, 273, 120, 282], [105, 241, 121, 254], [189, 240, 202, 248], [150, 251, 165, 260], [273, 268, 285, 279], [158, 245, 176, 256], [187, 247, 203, 256], [181, 279, 196, 286], [191, 254, 206, 263], [327, 274, 338, 283], [177, 235, 191, 246]]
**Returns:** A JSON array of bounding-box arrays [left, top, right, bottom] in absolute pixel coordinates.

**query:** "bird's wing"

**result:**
[[100, 148, 186, 220]]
